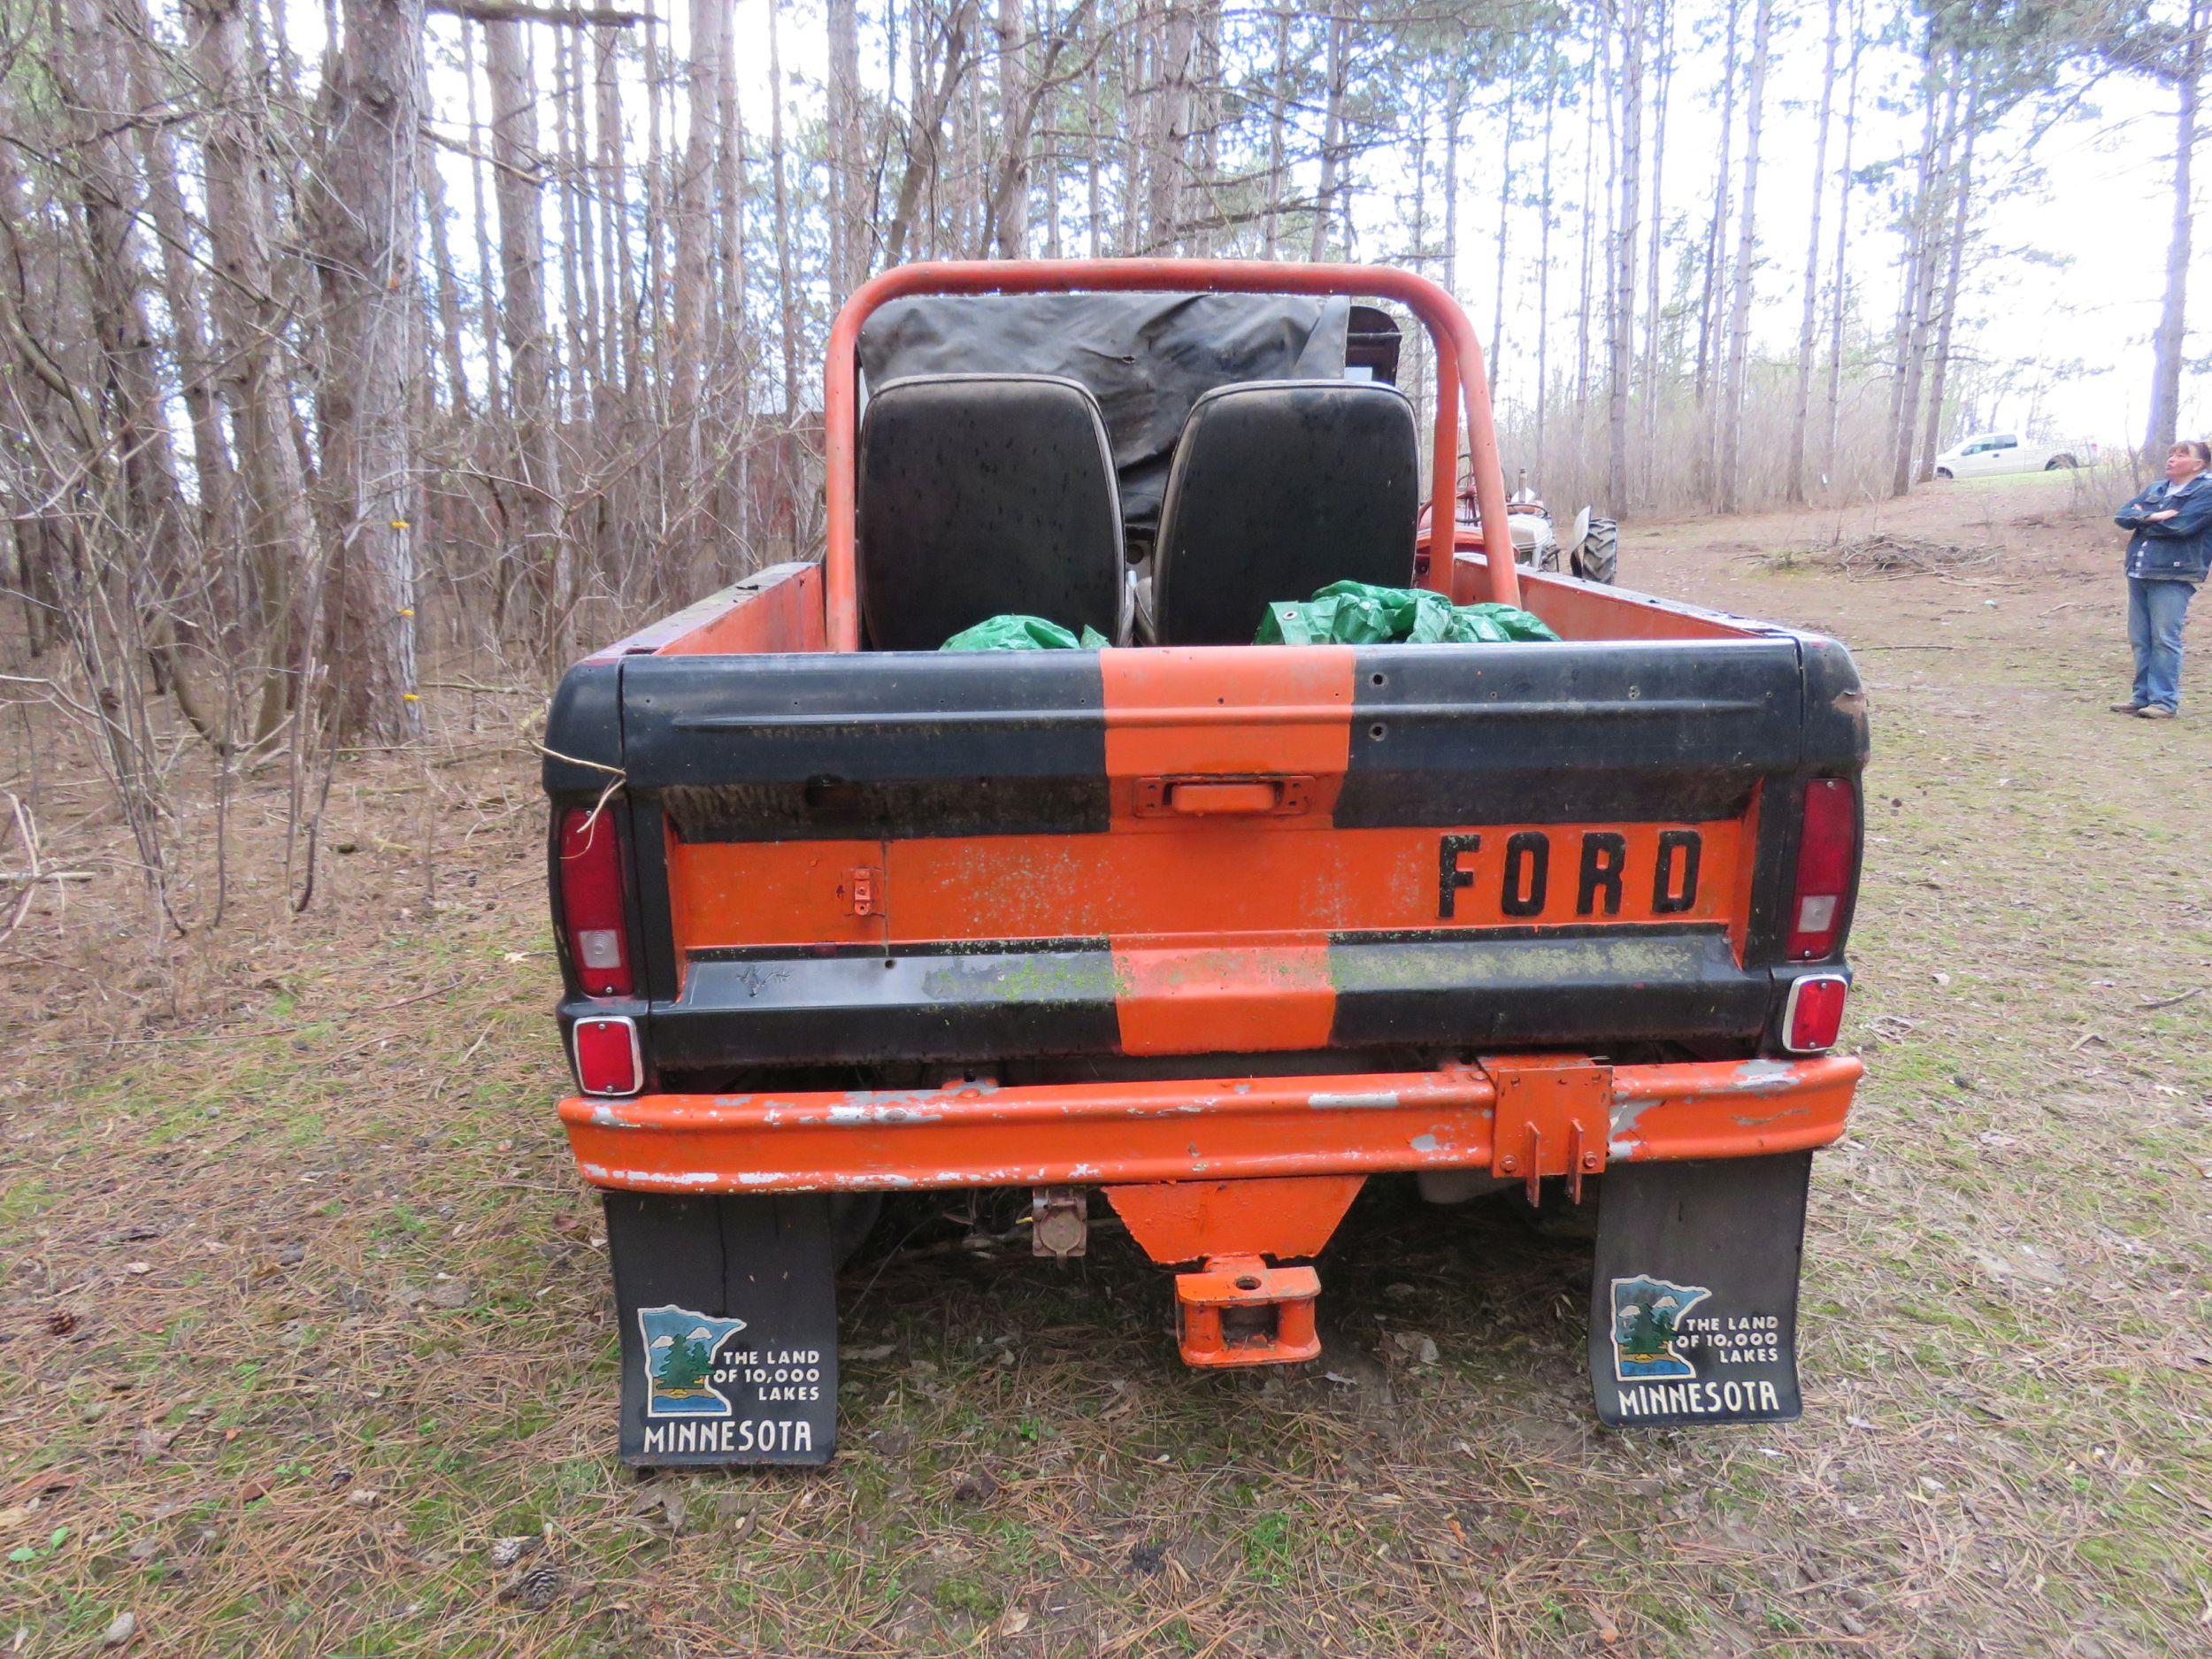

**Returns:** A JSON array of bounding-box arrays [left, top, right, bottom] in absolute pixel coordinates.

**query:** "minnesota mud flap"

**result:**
[[604, 1192, 838, 1467], [1589, 1151, 1812, 1427]]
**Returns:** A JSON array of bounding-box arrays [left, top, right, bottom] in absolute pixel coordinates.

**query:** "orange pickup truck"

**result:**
[[543, 261, 1867, 1465]]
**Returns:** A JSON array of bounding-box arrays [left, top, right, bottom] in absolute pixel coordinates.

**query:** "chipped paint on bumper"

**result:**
[[559, 1054, 1860, 1194]]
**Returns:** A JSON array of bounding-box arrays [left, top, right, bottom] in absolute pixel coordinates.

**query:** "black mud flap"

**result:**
[[1588, 1151, 1811, 1428], [604, 1193, 839, 1467]]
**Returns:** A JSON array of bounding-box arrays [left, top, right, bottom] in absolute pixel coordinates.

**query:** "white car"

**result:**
[[1932, 432, 2093, 479]]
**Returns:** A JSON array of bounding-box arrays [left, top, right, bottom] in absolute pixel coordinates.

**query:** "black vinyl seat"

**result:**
[[857, 373, 1125, 651], [1150, 380, 1420, 646]]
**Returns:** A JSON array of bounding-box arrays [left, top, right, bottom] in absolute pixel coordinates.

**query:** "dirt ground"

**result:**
[[4, 467, 2208, 1657]]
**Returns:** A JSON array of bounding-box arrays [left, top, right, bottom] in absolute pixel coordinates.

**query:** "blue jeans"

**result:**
[[2129, 577, 2195, 711]]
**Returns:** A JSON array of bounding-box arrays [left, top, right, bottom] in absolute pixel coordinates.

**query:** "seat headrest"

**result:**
[[1152, 380, 1420, 647], [858, 373, 1125, 651]]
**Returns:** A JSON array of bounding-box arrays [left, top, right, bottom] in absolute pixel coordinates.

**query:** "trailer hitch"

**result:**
[[1174, 1255, 1323, 1367]]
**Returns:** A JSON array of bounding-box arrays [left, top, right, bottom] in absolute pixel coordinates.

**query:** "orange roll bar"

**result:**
[[821, 259, 1519, 653]]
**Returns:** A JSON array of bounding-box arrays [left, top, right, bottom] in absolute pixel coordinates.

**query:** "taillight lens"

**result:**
[[572, 1015, 642, 1094], [1786, 780, 1857, 960], [1783, 975, 1848, 1053], [558, 807, 633, 995]]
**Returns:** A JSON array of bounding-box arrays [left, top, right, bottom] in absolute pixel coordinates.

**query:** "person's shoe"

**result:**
[[2137, 704, 2177, 720], [2110, 701, 2147, 713]]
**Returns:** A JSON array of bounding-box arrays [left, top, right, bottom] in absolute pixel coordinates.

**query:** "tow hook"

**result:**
[[1173, 1254, 1322, 1367]]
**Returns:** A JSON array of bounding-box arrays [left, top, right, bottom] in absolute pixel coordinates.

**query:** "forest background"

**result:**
[[0, 0, 2204, 927]]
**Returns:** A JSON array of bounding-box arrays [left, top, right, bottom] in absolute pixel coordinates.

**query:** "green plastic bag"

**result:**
[[940, 615, 1110, 652], [1255, 581, 1559, 647]]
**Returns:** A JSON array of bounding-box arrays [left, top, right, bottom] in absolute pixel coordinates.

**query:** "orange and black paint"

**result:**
[[541, 263, 1870, 1459]]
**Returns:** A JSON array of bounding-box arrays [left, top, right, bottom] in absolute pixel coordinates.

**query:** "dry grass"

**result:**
[[4, 468, 2209, 1656]]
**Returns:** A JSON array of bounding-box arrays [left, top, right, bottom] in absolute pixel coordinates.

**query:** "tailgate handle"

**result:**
[[1167, 780, 1289, 816]]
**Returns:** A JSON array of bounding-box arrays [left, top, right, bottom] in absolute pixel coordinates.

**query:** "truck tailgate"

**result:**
[[614, 638, 1823, 1070]]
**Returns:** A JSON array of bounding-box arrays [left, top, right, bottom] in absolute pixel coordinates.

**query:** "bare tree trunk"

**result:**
[[596, 24, 639, 407], [1918, 74, 1980, 480], [1191, 0, 1222, 254], [1087, 19, 1106, 256], [1606, 0, 1643, 516], [1890, 48, 1954, 499], [1640, 0, 1671, 497], [1575, 23, 1597, 433], [1309, 14, 1347, 260], [485, 19, 571, 665], [123, 0, 236, 549], [641, 6, 670, 426], [1442, 74, 1463, 296], [463, 21, 506, 424], [1263, 7, 1290, 258], [314, 0, 422, 741], [1118, 4, 1141, 251], [767, 0, 798, 422], [1490, 93, 1515, 392], [419, 121, 473, 421], [1148, 1, 1193, 250], [553, 27, 585, 420], [1534, 41, 1556, 470], [1717, 0, 1770, 515], [570, 29, 606, 412], [1042, 0, 1063, 260], [58, 0, 201, 744], [187, 0, 326, 740], [995, 0, 1028, 255], [2148, 0, 2204, 457], [715, 0, 744, 348], [885, 1, 975, 266], [1696, 0, 1741, 487], [1824, 0, 1863, 480], [1787, 0, 1839, 503], [829, 0, 864, 286], [672, 0, 723, 426]]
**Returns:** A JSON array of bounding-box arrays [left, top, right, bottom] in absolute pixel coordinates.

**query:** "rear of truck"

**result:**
[[541, 262, 1868, 1467]]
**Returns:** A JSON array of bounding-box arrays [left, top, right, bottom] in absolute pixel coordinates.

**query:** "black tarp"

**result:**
[[857, 294, 1352, 538]]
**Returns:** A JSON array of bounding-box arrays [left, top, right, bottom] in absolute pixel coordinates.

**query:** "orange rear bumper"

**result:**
[[560, 1053, 1859, 1195]]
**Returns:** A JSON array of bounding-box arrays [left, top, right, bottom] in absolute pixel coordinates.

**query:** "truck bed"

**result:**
[[546, 557, 1865, 1093]]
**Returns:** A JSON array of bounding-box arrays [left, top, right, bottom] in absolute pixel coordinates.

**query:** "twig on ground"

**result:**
[[2134, 987, 2204, 1011]]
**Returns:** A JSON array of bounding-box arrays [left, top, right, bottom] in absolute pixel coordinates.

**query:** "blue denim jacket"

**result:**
[[2116, 478, 2212, 582]]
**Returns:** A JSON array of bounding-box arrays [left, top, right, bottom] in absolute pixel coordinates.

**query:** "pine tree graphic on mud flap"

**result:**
[[638, 1305, 748, 1416], [1609, 1276, 1711, 1381]]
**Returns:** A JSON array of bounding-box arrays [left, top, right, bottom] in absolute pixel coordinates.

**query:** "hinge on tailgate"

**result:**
[[1481, 1054, 1612, 1206], [845, 866, 883, 917]]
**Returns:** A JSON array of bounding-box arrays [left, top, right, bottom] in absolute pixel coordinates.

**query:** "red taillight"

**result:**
[[572, 1015, 642, 1095], [1786, 780, 1857, 960], [558, 807, 633, 996], [1783, 975, 1848, 1053]]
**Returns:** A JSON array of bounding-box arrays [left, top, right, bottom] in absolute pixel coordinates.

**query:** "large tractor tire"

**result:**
[[1571, 516, 1619, 584]]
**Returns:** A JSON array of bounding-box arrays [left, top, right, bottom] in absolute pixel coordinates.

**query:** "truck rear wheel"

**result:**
[[2045, 454, 2076, 470], [1572, 517, 1619, 584]]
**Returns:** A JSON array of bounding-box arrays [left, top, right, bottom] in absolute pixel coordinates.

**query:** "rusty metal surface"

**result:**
[[1030, 1186, 1089, 1258], [559, 1055, 1858, 1195]]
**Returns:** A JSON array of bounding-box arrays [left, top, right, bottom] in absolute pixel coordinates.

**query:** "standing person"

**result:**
[[2113, 440, 2212, 718]]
